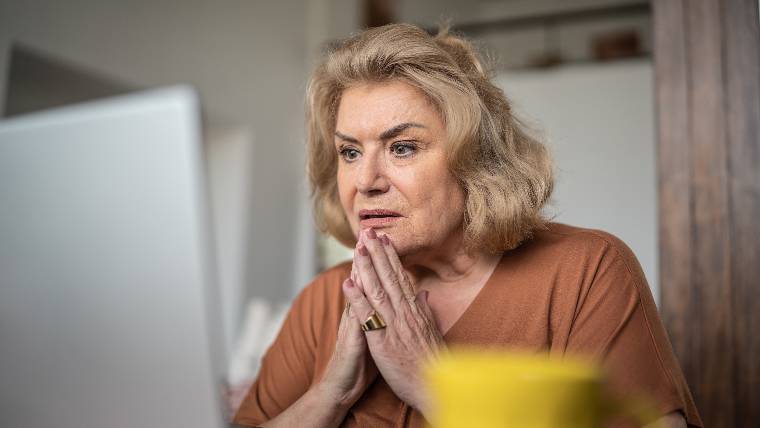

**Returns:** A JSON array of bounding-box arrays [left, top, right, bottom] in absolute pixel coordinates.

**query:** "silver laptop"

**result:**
[[0, 87, 228, 428]]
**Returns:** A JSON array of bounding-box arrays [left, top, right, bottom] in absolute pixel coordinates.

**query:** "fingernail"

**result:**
[[367, 228, 377, 239], [345, 278, 354, 288], [380, 234, 389, 245], [358, 245, 369, 256]]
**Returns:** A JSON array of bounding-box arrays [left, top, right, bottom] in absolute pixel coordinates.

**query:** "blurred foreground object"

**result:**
[[426, 350, 660, 428]]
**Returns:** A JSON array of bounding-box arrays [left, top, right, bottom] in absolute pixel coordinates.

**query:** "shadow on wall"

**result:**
[[3, 44, 136, 117]]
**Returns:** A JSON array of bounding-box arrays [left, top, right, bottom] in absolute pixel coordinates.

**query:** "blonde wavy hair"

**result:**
[[306, 23, 554, 253]]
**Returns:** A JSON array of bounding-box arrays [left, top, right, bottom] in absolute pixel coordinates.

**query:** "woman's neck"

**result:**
[[400, 232, 501, 287]]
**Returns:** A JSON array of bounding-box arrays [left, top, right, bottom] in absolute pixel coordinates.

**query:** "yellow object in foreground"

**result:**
[[425, 350, 658, 428]]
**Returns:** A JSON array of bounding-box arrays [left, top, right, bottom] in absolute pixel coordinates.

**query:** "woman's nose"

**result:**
[[356, 154, 390, 195]]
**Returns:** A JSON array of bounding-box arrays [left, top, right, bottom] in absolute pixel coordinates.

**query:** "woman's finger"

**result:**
[[337, 280, 365, 348], [350, 256, 366, 295], [415, 290, 437, 326], [354, 233, 396, 323], [379, 233, 417, 302], [342, 276, 388, 340], [360, 228, 407, 311]]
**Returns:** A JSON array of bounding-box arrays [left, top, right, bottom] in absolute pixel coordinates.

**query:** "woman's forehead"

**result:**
[[335, 81, 441, 136]]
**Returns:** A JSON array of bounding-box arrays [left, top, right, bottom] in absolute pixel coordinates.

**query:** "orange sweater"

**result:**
[[234, 223, 702, 427]]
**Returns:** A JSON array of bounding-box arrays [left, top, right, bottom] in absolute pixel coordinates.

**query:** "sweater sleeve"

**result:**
[[564, 232, 702, 427]]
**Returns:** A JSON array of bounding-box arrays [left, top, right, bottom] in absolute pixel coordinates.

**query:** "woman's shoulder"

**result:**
[[531, 222, 626, 245], [295, 260, 352, 309], [280, 261, 351, 347], [524, 222, 639, 263], [509, 222, 648, 294], [313, 260, 353, 289]]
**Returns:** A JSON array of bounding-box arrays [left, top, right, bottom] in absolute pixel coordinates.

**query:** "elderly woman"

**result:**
[[234, 24, 701, 428]]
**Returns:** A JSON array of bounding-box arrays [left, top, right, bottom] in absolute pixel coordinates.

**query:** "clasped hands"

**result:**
[[318, 228, 446, 421]]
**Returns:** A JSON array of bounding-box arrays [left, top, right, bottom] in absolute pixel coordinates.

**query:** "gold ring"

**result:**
[[361, 311, 386, 332]]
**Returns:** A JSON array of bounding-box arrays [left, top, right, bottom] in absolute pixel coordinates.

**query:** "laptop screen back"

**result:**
[[0, 87, 227, 428]]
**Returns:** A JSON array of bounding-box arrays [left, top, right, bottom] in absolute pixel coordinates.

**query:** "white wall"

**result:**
[[496, 59, 659, 301], [205, 127, 254, 356], [0, 0, 315, 354]]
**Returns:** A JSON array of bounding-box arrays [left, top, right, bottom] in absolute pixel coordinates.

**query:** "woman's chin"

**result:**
[[379, 231, 405, 251], [391, 240, 424, 260]]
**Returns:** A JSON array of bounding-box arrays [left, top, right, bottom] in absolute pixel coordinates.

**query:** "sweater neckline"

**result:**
[[442, 252, 507, 342]]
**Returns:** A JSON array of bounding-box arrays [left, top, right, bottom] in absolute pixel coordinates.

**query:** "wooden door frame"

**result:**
[[653, 0, 760, 426]]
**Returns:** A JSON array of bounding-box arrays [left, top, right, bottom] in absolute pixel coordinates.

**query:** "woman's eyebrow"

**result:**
[[334, 122, 426, 144], [379, 122, 425, 140], [334, 131, 359, 143]]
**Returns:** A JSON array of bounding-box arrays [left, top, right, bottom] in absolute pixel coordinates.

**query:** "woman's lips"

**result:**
[[358, 209, 402, 228], [359, 216, 402, 228]]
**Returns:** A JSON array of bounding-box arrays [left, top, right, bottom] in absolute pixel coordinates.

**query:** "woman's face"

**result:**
[[335, 80, 466, 257]]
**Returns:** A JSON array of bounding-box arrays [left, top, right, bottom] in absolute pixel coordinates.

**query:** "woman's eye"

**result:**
[[339, 147, 360, 162], [391, 142, 416, 157]]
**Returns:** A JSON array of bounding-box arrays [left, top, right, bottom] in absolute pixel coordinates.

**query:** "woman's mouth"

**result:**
[[358, 209, 402, 228]]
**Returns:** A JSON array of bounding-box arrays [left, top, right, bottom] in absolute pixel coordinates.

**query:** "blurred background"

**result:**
[[0, 0, 657, 394], [5, 2, 758, 426]]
